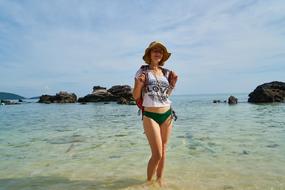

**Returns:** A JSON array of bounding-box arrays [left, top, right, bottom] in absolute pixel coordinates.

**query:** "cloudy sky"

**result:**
[[0, 0, 285, 97]]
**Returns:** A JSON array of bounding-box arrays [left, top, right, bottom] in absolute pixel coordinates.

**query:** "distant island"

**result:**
[[29, 96, 40, 99], [0, 92, 25, 100]]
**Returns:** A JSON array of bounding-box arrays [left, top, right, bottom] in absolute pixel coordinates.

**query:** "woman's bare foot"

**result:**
[[143, 180, 155, 187], [156, 178, 167, 187]]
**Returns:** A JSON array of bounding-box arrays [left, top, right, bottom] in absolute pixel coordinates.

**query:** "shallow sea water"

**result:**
[[0, 94, 284, 190]]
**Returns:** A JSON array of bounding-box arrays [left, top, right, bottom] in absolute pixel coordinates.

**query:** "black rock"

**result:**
[[0, 99, 20, 105], [79, 85, 135, 105], [78, 94, 116, 102], [213, 100, 227, 103], [109, 85, 134, 104], [228, 96, 238, 104], [38, 91, 77, 103], [248, 81, 285, 103], [117, 97, 136, 105], [117, 97, 128, 104], [93, 86, 107, 92], [108, 85, 133, 99], [78, 87, 116, 102]]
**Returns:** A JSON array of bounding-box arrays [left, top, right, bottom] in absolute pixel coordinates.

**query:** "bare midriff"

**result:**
[[144, 106, 171, 113]]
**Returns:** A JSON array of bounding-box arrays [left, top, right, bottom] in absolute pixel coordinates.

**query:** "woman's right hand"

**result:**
[[133, 73, 146, 100], [136, 73, 146, 85]]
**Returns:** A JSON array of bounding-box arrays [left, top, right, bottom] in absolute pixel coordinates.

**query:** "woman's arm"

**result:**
[[132, 74, 146, 100]]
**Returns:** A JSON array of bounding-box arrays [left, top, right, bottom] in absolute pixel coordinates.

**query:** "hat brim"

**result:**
[[143, 42, 171, 65]]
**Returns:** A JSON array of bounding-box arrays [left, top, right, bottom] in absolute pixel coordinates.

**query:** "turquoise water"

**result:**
[[0, 94, 284, 190]]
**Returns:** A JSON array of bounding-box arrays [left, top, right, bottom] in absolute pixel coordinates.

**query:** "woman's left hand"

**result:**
[[169, 71, 178, 88]]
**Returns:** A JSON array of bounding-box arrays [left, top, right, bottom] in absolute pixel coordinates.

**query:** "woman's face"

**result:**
[[150, 47, 164, 64]]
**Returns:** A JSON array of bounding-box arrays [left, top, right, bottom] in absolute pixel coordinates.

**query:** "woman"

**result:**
[[132, 41, 178, 186]]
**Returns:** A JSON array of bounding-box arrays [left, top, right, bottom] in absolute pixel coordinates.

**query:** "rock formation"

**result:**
[[0, 99, 20, 105], [228, 96, 238, 104], [38, 91, 77, 103], [78, 85, 135, 105], [248, 81, 285, 103]]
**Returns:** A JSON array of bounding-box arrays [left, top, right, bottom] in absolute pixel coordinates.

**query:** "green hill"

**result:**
[[0, 92, 26, 100]]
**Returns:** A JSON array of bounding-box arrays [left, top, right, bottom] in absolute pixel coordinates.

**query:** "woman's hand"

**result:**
[[169, 71, 178, 88], [137, 73, 146, 84], [133, 73, 146, 100], [166, 71, 178, 97]]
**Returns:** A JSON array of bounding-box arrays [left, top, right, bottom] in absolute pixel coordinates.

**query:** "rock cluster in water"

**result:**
[[38, 85, 135, 105], [34, 81, 285, 105], [213, 100, 226, 103], [248, 81, 285, 103], [38, 91, 77, 103], [78, 85, 135, 105], [0, 99, 21, 105], [213, 96, 238, 104]]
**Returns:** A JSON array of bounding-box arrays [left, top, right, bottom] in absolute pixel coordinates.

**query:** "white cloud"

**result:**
[[0, 0, 285, 97]]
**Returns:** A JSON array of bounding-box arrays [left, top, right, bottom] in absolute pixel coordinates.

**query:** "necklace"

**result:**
[[150, 68, 163, 77]]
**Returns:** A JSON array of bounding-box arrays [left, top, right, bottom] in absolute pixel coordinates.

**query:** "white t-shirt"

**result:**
[[135, 68, 172, 107]]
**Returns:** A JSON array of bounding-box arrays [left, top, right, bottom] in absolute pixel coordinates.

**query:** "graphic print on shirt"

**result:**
[[146, 76, 169, 103]]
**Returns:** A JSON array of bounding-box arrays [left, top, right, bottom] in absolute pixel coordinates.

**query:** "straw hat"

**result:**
[[143, 41, 171, 66]]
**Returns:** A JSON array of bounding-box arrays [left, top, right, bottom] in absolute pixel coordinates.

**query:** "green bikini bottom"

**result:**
[[143, 109, 172, 125]]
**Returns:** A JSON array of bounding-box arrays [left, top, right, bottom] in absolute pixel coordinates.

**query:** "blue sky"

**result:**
[[0, 0, 285, 97]]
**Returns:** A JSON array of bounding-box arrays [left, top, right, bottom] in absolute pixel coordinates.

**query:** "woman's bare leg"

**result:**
[[143, 116, 163, 181], [156, 116, 173, 185]]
